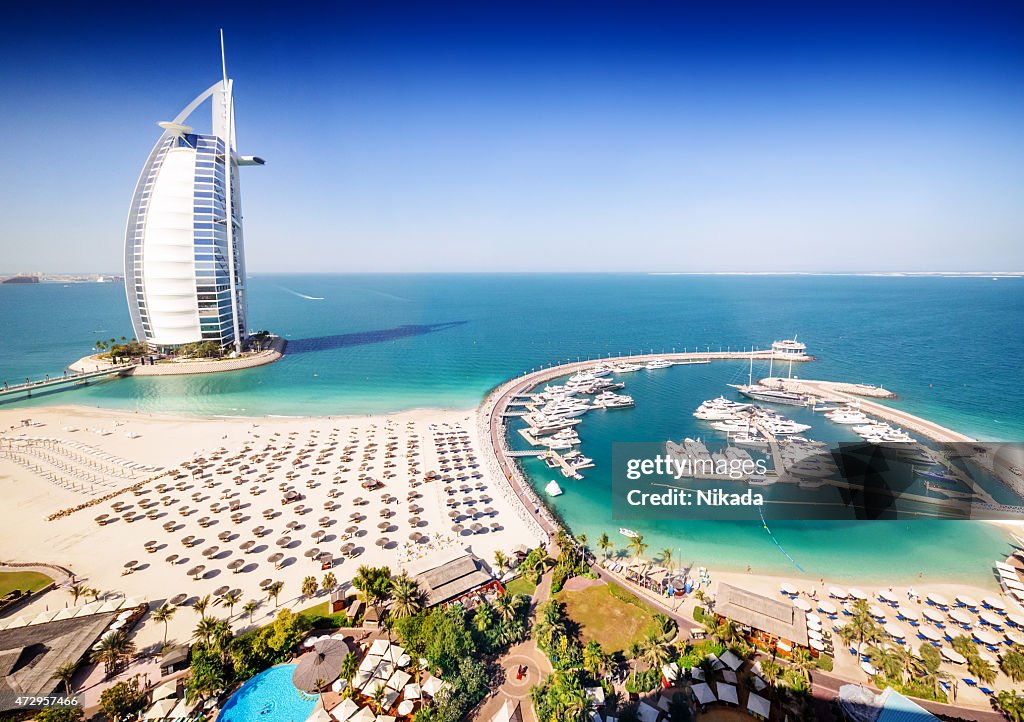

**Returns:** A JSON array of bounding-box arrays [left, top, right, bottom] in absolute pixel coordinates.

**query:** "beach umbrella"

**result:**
[[202, 546, 219, 558], [829, 586, 848, 599], [341, 543, 355, 555], [849, 588, 868, 600], [949, 609, 973, 626], [170, 593, 188, 606], [793, 598, 812, 611], [941, 647, 968, 664], [376, 537, 390, 547], [878, 589, 900, 604], [860, 661, 878, 676], [817, 601, 838, 615], [1006, 631, 1024, 646], [377, 522, 390, 530], [188, 565, 206, 580], [884, 623, 906, 639], [470, 523, 483, 534], [926, 592, 950, 607], [228, 559, 244, 573], [899, 606, 920, 622], [983, 596, 1007, 611], [1008, 613, 1024, 628], [447, 510, 460, 519], [806, 618, 822, 631], [260, 578, 273, 589], [956, 594, 980, 607], [452, 524, 464, 533], [409, 532, 422, 542], [918, 626, 942, 642], [277, 536, 291, 547], [213, 585, 230, 597], [807, 628, 823, 641], [980, 610, 1004, 626], [346, 525, 359, 535], [305, 547, 321, 559], [974, 628, 1000, 646], [922, 608, 944, 624], [868, 604, 887, 619]]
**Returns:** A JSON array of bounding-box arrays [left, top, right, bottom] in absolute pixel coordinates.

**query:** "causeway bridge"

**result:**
[[0, 365, 135, 400]]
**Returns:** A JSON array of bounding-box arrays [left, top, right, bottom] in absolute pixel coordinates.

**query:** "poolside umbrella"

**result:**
[[807, 628, 822, 641], [980, 610, 1004, 626], [974, 629, 1000, 646], [956, 594, 980, 608], [918, 626, 942, 642], [809, 639, 825, 652], [923, 608, 945, 624], [188, 565, 206, 580], [806, 617, 822, 631], [949, 609, 973, 626], [229, 559, 245, 573], [269, 553, 284, 568], [291, 638, 351, 693], [941, 647, 968, 664], [397, 700, 415, 716]]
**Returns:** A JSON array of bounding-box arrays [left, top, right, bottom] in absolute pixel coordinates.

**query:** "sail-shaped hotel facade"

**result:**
[[124, 40, 262, 352]]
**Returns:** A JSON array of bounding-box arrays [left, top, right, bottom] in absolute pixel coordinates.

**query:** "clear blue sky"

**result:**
[[1, 0, 1022, 273]]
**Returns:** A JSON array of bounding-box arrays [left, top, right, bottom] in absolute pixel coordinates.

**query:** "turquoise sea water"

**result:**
[[2, 274, 1022, 584]]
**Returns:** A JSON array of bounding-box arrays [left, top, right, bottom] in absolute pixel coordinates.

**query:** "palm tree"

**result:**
[[597, 532, 612, 559], [495, 591, 523, 623], [577, 532, 588, 553], [642, 632, 669, 672], [583, 640, 606, 678], [53, 662, 77, 695], [301, 576, 319, 599], [322, 572, 337, 594], [389, 574, 426, 620], [494, 550, 509, 576], [370, 682, 386, 713], [627, 533, 648, 562], [760, 659, 783, 688], [659, 547, 673, 573], [192, 594, 211, 620], [968, 654, 997, 685], [996, 691, 1024, 722], [67, 583, 87, 605], [222, 590, 242, 619], [534, 600, 567, 650], [340, 651, 359, 696], [841, 599, 883, 653], [243, 600, 259, 624], [267, 581, 284, 607], [92, 631, 135, 677], [151, 604, 176, 645], [193, 617, 219, 647], [789, 647, 814, 683], [1002, 646, 1024, 683], [715, 617, 741, 647], [87, 587, 101, 603]]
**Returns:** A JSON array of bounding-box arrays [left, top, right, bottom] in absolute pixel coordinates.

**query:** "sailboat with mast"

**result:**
[[729, 342, 809, 406]]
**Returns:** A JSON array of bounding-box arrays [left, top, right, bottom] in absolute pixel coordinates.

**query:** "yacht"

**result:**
[[730, 431, 769, 450], [594, 391, 635, 409], [645, 359, 673, 370], [710, 419, 750, 433], [763, 419, 812, 435], [611, 362, 643, 373], [619, 527, 639, 539], [826, 410, 871, 425], [734, 386, 809, 406], [541, 400, 591, 418]]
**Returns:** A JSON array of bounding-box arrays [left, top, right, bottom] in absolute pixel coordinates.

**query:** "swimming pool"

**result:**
[[219, 664, 318, 722]]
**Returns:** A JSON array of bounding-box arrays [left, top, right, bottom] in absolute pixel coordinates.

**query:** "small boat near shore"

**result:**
[[619, 527, 639, 538]]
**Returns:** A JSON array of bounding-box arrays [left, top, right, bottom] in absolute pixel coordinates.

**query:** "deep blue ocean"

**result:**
[[3, 274, 1022, 583]]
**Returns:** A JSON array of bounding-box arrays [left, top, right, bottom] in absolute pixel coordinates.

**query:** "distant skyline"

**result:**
[[1, 1, 1022, 273]]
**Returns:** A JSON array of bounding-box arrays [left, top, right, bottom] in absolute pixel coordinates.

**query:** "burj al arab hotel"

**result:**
[[124, 33, 263, 352]]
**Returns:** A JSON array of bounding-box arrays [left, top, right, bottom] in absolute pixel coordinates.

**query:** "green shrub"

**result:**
[[815, 654, 833, 672], [693, 606, 706, 623]]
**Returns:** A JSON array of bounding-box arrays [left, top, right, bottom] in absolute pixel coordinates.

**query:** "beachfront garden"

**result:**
[[0, 569, 52, 596], [555, 581, 666, 655]]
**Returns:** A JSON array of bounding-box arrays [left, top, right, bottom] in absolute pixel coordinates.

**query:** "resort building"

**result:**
[[714, 582, 809, 655], [413, 552, 503, 608], [124, 36, 263, 352]]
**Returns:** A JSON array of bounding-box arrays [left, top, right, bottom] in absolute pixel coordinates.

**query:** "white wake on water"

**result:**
[[276, 285, 325, 301]]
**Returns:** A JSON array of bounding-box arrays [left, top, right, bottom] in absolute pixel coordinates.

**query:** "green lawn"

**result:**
[[504, 575, 537, 597], [555, 581, 661, 654], [0, 570, 52, 597], [296, 599, 351, 629]]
